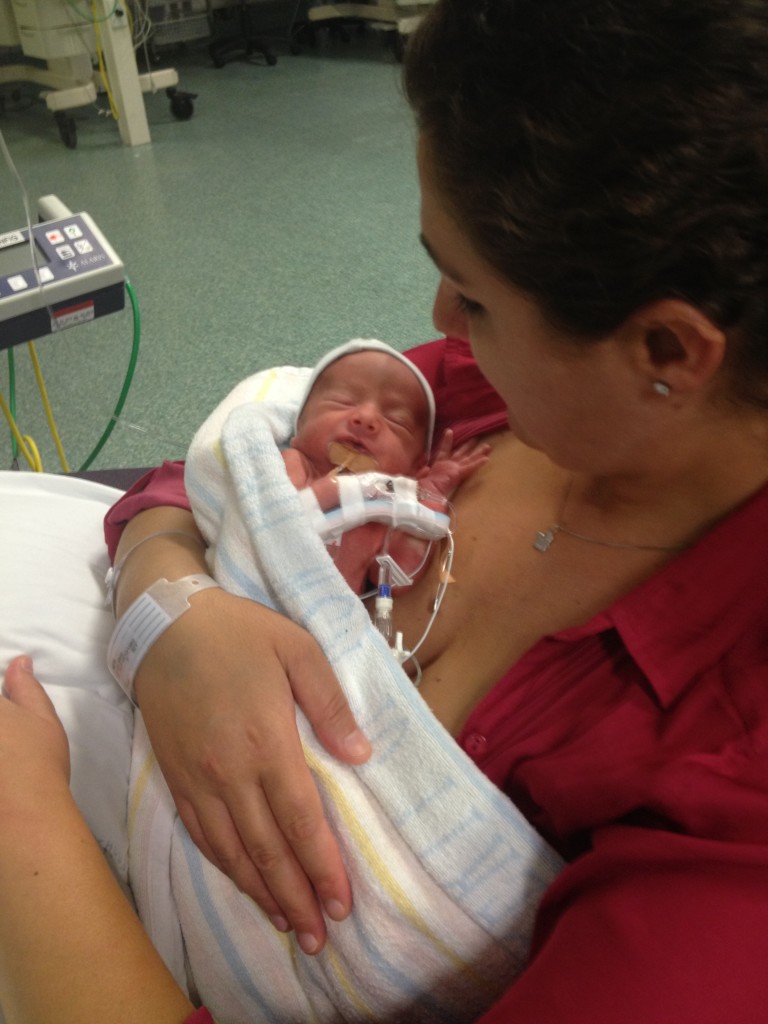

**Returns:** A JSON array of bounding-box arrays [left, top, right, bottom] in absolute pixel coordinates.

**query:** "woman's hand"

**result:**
[[0, 655, 71, 812], [133, 587, 372, 956]]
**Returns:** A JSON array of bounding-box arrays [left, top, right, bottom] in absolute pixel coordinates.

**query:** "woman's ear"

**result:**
[[629, 298, 726, 394]]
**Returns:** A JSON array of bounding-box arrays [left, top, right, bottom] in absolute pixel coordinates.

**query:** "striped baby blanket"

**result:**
[[127, 360, 564, 1023]]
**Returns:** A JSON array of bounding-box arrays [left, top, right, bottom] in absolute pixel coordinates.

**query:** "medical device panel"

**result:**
[[0, 194, 124, 351]]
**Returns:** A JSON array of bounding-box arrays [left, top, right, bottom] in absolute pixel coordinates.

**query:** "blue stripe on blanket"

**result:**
[[179, 829, 288, 1024], [215, 542, 273, 607]]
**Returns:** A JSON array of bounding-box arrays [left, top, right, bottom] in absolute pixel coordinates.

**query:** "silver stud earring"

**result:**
[[653, 380, 671, 397]]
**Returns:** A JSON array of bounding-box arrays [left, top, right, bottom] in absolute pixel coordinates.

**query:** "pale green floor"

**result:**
[[0, 29, 439, 472]]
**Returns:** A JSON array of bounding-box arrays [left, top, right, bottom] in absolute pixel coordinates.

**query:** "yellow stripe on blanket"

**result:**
[[211, 368, 283, 467], [323, 942, 378, 1020], [252, 367, 281, 401], [127, 748, 158, 837], [305, 745, 483, 984]]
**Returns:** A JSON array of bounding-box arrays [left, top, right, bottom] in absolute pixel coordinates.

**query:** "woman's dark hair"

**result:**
[[404, 0, 768, 405]]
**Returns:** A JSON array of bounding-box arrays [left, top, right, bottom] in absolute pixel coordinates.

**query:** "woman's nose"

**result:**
[[432, 279, 470, 340]]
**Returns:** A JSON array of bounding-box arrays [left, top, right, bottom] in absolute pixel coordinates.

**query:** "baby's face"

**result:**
[[293, 351, 430, 474]]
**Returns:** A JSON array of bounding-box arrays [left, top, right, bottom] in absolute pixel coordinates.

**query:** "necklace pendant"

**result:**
[[533, 527, 557, 553]]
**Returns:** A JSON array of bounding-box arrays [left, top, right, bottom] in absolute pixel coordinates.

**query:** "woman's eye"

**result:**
[[455, 292, 484, 316]]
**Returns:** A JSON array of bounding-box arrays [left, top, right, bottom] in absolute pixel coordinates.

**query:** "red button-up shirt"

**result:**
[[464, 479, 768, 1022]]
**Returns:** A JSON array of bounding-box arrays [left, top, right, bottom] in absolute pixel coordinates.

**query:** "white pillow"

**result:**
[[0, 471, 134, 886], [0, 364, 316, 894]]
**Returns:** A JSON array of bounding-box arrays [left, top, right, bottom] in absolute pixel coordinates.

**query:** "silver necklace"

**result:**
[[533, 482, 687, 554]]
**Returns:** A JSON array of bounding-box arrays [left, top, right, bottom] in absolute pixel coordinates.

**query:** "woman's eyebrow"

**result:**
[[419, 233, 468, 286]]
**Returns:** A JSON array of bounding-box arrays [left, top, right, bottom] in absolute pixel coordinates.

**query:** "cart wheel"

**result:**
[[170, 93, 194, 119], [166, 87, 196, 121], [55, 112, 77, 149]]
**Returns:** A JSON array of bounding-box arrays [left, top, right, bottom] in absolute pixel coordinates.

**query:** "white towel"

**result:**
[[128, 360, 564, 1024]]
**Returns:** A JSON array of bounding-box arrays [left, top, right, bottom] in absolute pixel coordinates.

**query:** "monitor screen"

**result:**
[[0, 236, 50, 280]]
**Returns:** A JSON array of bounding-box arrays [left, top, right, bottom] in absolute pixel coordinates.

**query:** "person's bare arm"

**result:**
[[0, 657, 195, 1024], [113, 507, 371, 953]]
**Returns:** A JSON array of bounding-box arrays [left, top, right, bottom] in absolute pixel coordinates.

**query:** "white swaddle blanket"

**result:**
[[128, 360, 564, 1023]]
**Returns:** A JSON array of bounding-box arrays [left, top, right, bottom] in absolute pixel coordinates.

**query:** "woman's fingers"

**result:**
[[2, 656, 58, 720], [174, 748, 354, 952], [281, 632, 372, 766], [0, 657, 71, 798], [176, 796, 288, 921], [135, 593, 367, 953]]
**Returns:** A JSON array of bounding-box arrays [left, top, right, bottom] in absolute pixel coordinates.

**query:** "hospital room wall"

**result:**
[[0, 34, 437, 474]]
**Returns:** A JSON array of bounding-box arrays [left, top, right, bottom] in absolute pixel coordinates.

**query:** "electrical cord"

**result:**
[[0, 128, 50, 306], [1, 278, 141, 473], [410, 531, 455, 658], [28, 342, 70, 472], [130, 0, 156, 53], [91, 0, 121, 120], [0, 392, 43, 471], [6, 349, 18, 464], [64, 0, 120, 23], [78, 277, 141, 471]]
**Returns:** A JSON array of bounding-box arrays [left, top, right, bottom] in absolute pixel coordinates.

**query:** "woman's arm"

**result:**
[[112, 507, 371, 954], [104, 461, 191, 561], [0, 657, 195, 1024]]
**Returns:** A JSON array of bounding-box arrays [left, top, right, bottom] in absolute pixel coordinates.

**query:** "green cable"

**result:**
[[6, 347, 18, 463], [64, 0, 120, 24], [77, 277, 140, 472]]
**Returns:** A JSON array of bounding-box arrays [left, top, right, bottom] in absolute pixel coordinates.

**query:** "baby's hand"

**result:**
[[417, 429, 491, 497]]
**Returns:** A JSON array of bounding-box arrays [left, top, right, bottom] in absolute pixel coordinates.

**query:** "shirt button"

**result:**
[[464, 732, 487, 756]]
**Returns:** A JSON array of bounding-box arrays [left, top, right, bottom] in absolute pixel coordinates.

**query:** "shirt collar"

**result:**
[[561, 482, 768, 708]]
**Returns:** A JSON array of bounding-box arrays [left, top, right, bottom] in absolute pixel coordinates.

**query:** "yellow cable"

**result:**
[[23, 433, 43, 472], [27, 342, 70, 473], [93, 0, 120, 120], [0, 393, 43, 471]]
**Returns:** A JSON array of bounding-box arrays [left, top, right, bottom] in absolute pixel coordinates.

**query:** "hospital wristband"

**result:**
[[105, 529, 205, 614], [107, 574, 220, 703]]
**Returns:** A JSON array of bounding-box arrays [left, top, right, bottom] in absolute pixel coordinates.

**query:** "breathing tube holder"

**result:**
[[297, 471, 453, 546]]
